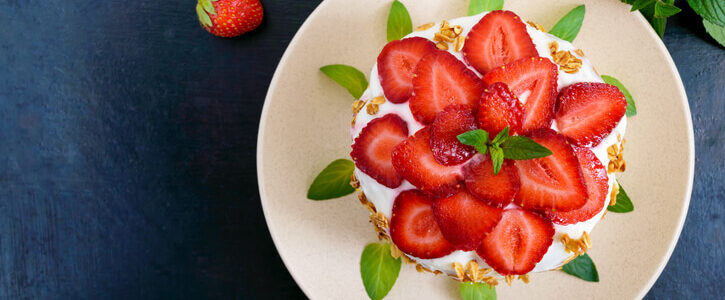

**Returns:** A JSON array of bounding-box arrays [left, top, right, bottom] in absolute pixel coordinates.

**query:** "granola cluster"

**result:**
[[549, 41, 583, 74]]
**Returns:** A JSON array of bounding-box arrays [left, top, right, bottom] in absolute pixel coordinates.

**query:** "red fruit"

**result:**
[[463, 155, 520, 208], [546, 147, 609, 224], [390, 190, 456, 259], [430, 105, 478, 165], [432, 189, 503, 250], [482, 57, 558, 133], [392, 128, 464, 197], [351, 114, 409, 188], [409, 50, 485, 124], [461, 10, 538, 74], [197, 0, 264, 38], [513, 129, 587, 211], [477, 82, 525, 136], [555, 82, 627, 147], [477, 209, 554, 275], [377, 37, 438, 103]]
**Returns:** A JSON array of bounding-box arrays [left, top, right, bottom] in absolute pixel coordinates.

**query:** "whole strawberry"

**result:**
[[196, 0, 263, 37]]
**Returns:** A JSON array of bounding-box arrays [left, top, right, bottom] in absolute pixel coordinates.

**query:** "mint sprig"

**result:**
[[703, 19, 725, 47], [457, 126, 552, 175], [562, 253, 600, 282], [459, 282, 497, 300], [549, 5, 586, 42], [387, 0, 413, 42], [320, 65, 369, 99], [468, 0, 504, 16], [687, 0, 725, 27], [307, 159, 356, 200], [607, 183, 634, 213], [601, 75, 637, 117], [360, 242, 402, 300]]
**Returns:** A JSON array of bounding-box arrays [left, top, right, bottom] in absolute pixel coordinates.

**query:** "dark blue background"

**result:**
[[0, 0, 722, 298]]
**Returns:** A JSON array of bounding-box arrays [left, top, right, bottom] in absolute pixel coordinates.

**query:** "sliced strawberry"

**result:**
[[513, 129, 587, 211], [463, 155, 520, 208], [555, 82, 627, 147], [482, 57, 558, 133], [432, 189, 503, 250], [430, 105, 478, 165], [546, 147, 609, 224], [477, 209, 554, 275], [409, 50, 485, 124], [461, 10, 538, 74], [477, 82, 524, 136], [392, 127, 463, 198], [350, 114, 409, 188], [377, 37, 437, 103], [390, 190, 456, 259]]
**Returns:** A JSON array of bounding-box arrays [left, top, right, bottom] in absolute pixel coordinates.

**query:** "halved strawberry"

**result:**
[[477, 82, 524, 136], [555, 82, 627, 147], [350, 114, 409, 188], [377, 37, 437, 103], [432, 189, 503, 250], [390, 190, 456, 259], [546, 147, 609, 224], [409, 50, 485, 124], [430, 105, 478, 165], [463, 155, 520, 208], [513, 129, 587, 211], [477, 209, 554, 275], [482, 57, 558, 133], [392, 127, 463, 198], [461, 10, 538, 74]]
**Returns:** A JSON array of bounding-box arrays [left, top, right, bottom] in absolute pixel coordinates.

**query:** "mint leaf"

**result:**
[[562, 253, 599, 282], [468, 0, 504, 16], [490, 126, 509, 145], [457, 129, 490, 154], [608, 183, 634, 213], [320, 65, 369, 99], [490, 146, 504, 175], [307, 159, 356, 200], [654, 0, 681, 18], [500, 136, 553, 160], [601, 75, 637, 117], [631, 0, 655, 11], [360, 243, 402, 300], [687, 0, 725, 27], [704, 19, 725, 47], [460, 282, 497, 300], [387, 0, 413, 42], [549, 5, 586, 42]]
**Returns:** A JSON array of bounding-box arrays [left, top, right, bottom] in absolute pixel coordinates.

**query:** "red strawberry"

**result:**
[[351, 114, 409, 188], [197, 0, 264, 38], [430, 105, 478, 165], [409, 50, 485, 124], [392, 127, 464, 197], [546, 147, 609, 224], [463, 155, 520, 208], [461, 10, 538, 74], [432, 189, 503, 250], [513, 129, 587, 211], [477, 82, 525, 136], [377, 37, 438, 103], [390, 190, 456, 259], [477, 209, 554, 275], [555, 82, 627, 147], [482, 57, 558, 133]]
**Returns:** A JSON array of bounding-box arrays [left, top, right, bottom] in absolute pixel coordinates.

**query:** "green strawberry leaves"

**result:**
[[459, 282, 497, 300], [458, 126, 551, 175], [562, 253, 600, 282], [608, 183, 635, 213], [549, 5, 586, 42], [196, 0, 217, 28], [360, 242, 402, 300], [468, 0, 504, 16], [601, 75, 637, 117], [307, 159, 356, 200], [320, 65, 369, 99], [387, 1, 413, 42]]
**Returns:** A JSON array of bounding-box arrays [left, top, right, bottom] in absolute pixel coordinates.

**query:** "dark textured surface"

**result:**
[[0, 0, 721, 299]]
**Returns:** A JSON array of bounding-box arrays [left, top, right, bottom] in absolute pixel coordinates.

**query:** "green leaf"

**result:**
[[468, 0, 504, 16], [360, 243, 402, 300], [457, 129, 490, 154], [200, 0, 216, 15], [654, 0, 681, 18], [307, 159, 356, 200], [638, 2, 667, 37], [387, 0, 413, 42], [196, 3, 213, 28], [549, 5, 586, 42], [562, 253, 599, 282], [601, 75, 637, 117], [607, 183, 634, 213], [320, 65, 369, 99], [491, 126, 509, 146], [460, 282, 497, 300], [500, 136, 553, 160], [703, 19, 725, 47], [687, 0, 725, 27], [490, 146, 504, 175], [631, 0, 655, 12]]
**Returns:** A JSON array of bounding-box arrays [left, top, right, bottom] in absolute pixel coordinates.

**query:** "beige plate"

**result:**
[[257, 0, 694, 298]]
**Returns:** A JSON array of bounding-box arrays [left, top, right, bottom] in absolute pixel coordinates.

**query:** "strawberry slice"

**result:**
[[377, 37, 437, 103], [392, 127, 463, 198], [432, 189, 503, 250], [390, 190, 456, 259], [477, 82, 525, 136], [430, 105, 478, 165], [409, 50, 485, 124], [482, 57, 558, 133], [513, 129, 587, 211], [463, 155, 520, 208], [477, 209, 555, 275], [461, 10, 538, 74], [350, 114, 409, 188], [546, 147, 609, 224], [555, 82, 627, 147]]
